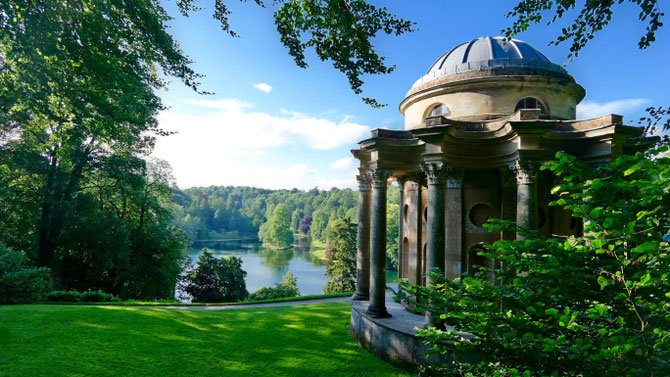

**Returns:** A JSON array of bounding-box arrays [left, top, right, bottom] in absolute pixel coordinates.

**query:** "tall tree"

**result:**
[[323, 218, 357, 293], [0, 0, 200, 270], [263, 204, 294, 249]]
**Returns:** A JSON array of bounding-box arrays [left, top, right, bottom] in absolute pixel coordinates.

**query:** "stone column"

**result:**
[[397, 177, 405, 280], [421, 162, 446, 283], [367, 168, 392, 318], [421, 162, 446, 325], [353, 173, 371, 300], [511, 161, 539, 240], [444, 168, 464, 279]]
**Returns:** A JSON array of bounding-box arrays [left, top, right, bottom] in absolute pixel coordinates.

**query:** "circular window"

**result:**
[[403, 204, 409, 222], [468, 203, 493, 227]]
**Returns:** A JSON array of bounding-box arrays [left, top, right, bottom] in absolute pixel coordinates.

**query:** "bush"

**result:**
[[45, 290, 121, 303], [0, 242, 52, 304], [397, 145, 670, 377], [249, 272, 300, 300], [184, 248, 248, 303], [45, 291, 82, 302], [323, 218, 356, 293]]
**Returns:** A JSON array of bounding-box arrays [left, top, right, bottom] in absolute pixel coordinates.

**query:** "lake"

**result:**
[[189, 237, 398, 296]]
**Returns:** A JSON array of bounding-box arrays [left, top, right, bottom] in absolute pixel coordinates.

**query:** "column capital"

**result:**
[[420, 162, 446, 185], [356, 173, 372, 191], [510, 160, 539, 185], [368, 168, 392, 188], [445, 167, 465, 189], [499, 167, 517, 188]]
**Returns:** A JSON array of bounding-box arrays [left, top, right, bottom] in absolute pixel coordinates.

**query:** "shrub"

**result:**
[[45, 291, 82, 302], [397, 145, 670, 377], [0, 242, 52, 304], [45, 290, 120, 303], [249, 272, 300, 300]]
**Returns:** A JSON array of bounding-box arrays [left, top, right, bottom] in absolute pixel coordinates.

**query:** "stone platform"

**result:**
[[350, 289, 444, 371]]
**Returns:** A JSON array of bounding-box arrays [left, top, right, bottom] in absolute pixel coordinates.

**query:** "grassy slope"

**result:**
[[0, 302, 408, 377]]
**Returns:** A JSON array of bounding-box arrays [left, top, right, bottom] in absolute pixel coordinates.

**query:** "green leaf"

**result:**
[[624, 164, 641, 176], [631, 241, 659, 255], [640, 273, 651, 285]]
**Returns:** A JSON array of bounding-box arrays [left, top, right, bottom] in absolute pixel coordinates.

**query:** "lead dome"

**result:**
[[400, 36, 586, 128]]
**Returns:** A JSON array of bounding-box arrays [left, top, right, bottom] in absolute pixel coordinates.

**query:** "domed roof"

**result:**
[[411, 36, 570, 89]]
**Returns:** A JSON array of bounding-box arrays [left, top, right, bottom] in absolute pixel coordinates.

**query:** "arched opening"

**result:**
[[421, 242, 427, 285], [425, 103, 450, 120], [403, 204, 409, 222], [515, 97, 547, 115], [423, 206, 428, 222], [402, 237, 409, 279]]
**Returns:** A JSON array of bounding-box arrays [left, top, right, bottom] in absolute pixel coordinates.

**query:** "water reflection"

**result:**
[[189, 237, 327, 295], [188, 237, 398, 296]]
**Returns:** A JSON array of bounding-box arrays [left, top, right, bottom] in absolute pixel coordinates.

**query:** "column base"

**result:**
[[352, 292, 370, 301], [367, 307, 392, 318]]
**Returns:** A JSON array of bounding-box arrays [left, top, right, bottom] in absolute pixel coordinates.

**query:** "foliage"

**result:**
[[311, 209, 330, 243], [172, 186, 357, 241], [323, 218, 357, 293], [248, 272, 300, 300], [262, 204, 294, 248], [184, 249, 248, 303], [0, 242, 52, 304], [291, 208, 302, 232], [397, 144, 670, 377], [0, 302, 409, 377], [504, 0, 664, 59], [176, 0, 414, 107], [45, 290, 120, 303], [0, 0, 194, 299], [386, 203, 399, 270], [299, 214, 313, 235]]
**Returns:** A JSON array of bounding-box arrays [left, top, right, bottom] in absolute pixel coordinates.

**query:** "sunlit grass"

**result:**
[[0, 302, 408, 377]]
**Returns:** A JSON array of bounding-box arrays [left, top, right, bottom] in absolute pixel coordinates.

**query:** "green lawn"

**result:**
[[0, 302, 409, 377]]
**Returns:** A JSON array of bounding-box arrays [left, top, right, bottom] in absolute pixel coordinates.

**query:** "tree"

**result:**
[[263, 204, 294, 248], [386, 203, 399, 271], [505, 0, 664, 59], [397, 143, 670, 376], [174, 0, 414, 107], [290, 208, 302, 233], [184, 249, 248, 303], [298, 214, 313, 235], [323, 218, 357, 293], [0, 0, 201, 271], [310, 209, 329, 242]]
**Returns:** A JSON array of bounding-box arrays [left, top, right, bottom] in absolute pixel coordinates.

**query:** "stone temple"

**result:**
[[349, 36, 646, 368]]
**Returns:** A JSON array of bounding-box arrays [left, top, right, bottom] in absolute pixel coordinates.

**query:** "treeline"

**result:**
[[171, 185, 401, 268], [171, 186, 361, 241]]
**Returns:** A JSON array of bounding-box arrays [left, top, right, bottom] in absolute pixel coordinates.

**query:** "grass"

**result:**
[[41, 292, 354, 307], [310, 249, 327, 261], [0, 302, 409, 377]]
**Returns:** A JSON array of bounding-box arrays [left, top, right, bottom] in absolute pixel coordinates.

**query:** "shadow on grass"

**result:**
[[0, 303, 408, 377]]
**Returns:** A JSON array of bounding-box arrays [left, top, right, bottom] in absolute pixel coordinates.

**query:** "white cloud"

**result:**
[[577, 98, 647, 119], [253, 83, 273, 93], [183, 98, 251, 111], [316, 169, 358, 190], [330, 157, 354, 170], [152, 98, 370, 189]]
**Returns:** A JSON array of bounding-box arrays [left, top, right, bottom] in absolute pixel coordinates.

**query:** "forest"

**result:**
[[170, 184, 400, 268]]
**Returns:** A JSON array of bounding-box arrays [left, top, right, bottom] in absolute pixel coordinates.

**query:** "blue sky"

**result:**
[[151, 1, 670, 190]]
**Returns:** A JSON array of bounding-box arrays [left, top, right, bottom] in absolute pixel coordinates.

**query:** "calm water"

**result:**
[[189, 237, 397, 296]]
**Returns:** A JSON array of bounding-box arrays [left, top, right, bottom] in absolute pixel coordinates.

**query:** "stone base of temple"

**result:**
[[350, 291, 443, 371]]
